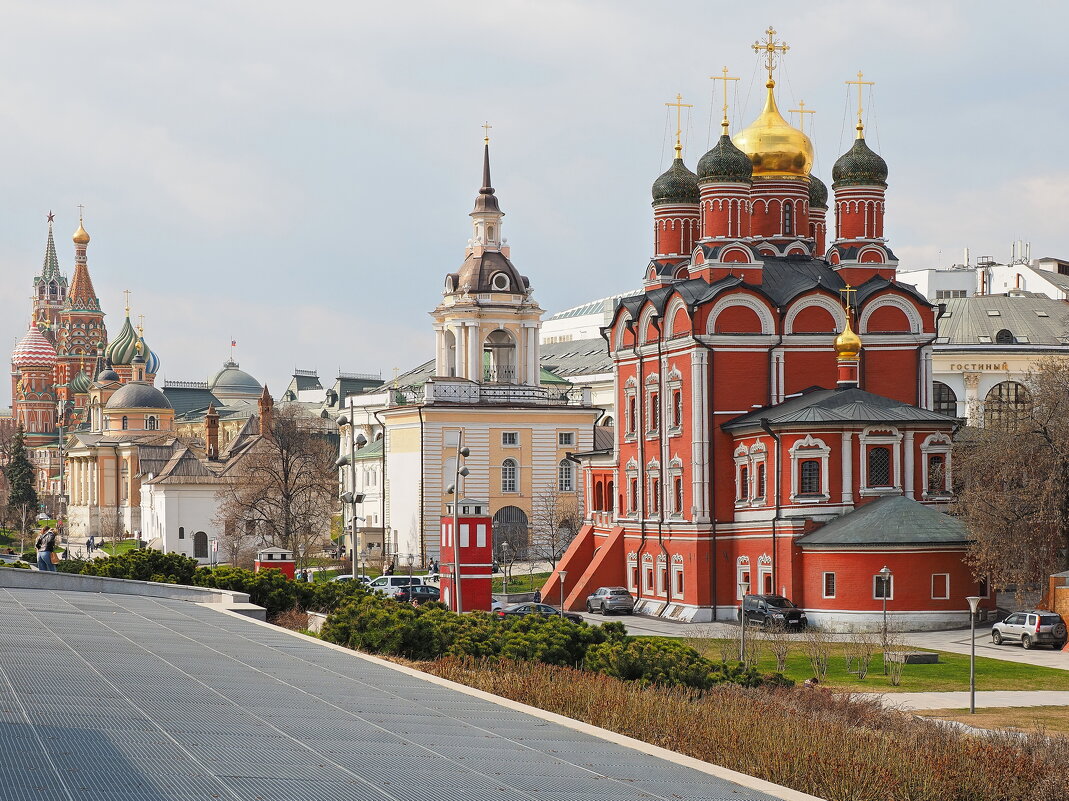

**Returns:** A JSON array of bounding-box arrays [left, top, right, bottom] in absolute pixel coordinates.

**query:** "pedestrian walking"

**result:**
[[533, 589, 541, 603], [86, 535, 95, 555], [35, 527, 58, 572]]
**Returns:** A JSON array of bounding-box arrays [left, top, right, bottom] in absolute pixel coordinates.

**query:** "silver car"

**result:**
[[992, 610, 1067, 650], [585, 586, 635, 615]]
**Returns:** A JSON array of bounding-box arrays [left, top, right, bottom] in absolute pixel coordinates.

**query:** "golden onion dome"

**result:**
[[834, 318, 862, 360], [73, 222, 90, 245], [732, 81, 814, 178]]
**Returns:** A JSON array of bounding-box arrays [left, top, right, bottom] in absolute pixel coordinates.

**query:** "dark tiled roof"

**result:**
[[652, 158, 699, 205], [723, 386, 956, 431], [796, 495, 968, 546], [593, 425, 614, 450], [163, 386, 222, 417]]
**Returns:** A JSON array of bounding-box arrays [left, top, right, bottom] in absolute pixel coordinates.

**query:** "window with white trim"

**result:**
[[557, 459, 574, 493], [501, 431, 518, 446], [738, 465, 749, 503], [867, 446, 892, 487], [799, 460, 821, 494], [647, 390, 660, 435], [931, 573, 949, 600], [822, 572, 836, 598], [858, 427, 902, 494], [501, 459, 518, 493], [558, 432, 574, 447], [873, 573, 893, 600], [921, 433, 953, 496], [789, 435, 831, 501]]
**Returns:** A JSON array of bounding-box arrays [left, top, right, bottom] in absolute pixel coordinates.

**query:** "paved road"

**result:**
[[0, 587, 806, 801], [885, 691, 1069, 711]]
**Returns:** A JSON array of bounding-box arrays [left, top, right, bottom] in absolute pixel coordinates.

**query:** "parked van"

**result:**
[[367, 575, 424, 597]]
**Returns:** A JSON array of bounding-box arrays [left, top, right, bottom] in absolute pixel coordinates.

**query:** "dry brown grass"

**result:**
[[921, 706, 1069, 736], [417, 657, 1069, 801]]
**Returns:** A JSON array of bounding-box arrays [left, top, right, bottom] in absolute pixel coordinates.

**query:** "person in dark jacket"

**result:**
[[35, 527, 58, 572]]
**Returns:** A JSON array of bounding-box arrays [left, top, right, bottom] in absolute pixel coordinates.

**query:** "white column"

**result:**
[[903, 431, 915, 499], [468, 322, 481, 382], [433, 325, 445, 376], [526, 325, 539, 386], [841, 432, 854, 505], [690, 350, 709, 521]]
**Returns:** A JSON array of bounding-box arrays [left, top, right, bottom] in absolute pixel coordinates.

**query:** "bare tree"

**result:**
[[215, 405, 336, 557], [954, 358, 1069, 593], [528, 485, 582, 567], [99, 509, 127, 556]]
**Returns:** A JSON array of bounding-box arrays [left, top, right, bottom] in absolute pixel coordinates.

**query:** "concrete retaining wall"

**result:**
[[0, 567, 265, 620]]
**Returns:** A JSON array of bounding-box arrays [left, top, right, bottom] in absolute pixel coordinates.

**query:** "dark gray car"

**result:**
[[585, 586, 635, 615], [992, 610, 1067, 649]]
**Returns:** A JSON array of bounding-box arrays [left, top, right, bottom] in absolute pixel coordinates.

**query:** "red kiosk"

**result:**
[[254, 547, 296, 580], [440, 498, 493, 613]]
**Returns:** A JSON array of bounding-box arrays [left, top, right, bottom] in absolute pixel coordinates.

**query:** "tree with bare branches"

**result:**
[[215, 405, 337, 557], [528, 484, 582, 567], [954, 358, 1069, 592]]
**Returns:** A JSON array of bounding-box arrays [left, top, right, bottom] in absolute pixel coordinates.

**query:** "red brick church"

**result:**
[[550, 33, 987, 630]]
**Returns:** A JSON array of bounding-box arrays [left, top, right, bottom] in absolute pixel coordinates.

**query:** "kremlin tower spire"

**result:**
[[32, 212, 68, 334]]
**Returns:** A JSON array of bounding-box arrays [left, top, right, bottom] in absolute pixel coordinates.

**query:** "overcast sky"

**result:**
[[2, 1, 1066, 404]]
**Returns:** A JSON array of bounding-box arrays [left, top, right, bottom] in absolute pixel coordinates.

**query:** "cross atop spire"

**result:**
[[482, 121, 492, 146], [123, 289, 131, 315], [664, 93, 692, 159], [789, 100, 816, 134], [846, 70, 875, 137], [753, 26, 789, 85], [710, 67, 740, 135]]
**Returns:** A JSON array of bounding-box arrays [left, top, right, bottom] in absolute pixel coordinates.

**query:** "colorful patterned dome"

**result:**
[[140, 337, 160, 374], [69, 370, 92, 394], [12, 321, 58, 369], [105, 315, 139, 365]]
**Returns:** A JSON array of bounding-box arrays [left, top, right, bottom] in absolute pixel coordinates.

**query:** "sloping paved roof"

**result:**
[[0, 588, 789, 801], [796, 495, 969, 546], [724, 386, 956, 431], [937, 293, 1069, 347]]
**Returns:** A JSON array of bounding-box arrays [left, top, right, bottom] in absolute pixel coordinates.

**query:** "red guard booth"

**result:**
[[254, 547, 296, 580], [440, 498, 493, 613]]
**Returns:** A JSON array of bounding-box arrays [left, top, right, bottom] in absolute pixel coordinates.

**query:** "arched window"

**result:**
[[756, 463, 766, 500], [783, 202, 793, 235], [121, 416, 128, 430], [594, 481, 604, 511], [193, 531, 208, 559], [558, 459, 574, 493], [606, 480, 615, 512], [995, 329, 1015, 345], [984, 381, 1030, 429], [178, 526, 185, 540], [799, 460, 821, 494], [867, 446, 892, 487], [492, 506, 528, 558], [674, 476, 684, 514], [501, 458, 517, 493], [933, 381, 957, 417], [927, 454, 946, 494], [627, 396, 637, 434], [672, 390, 683, 429], [738, 466, 749, 501], [483, 329, 517, 383], [146, 416, 157, 431]]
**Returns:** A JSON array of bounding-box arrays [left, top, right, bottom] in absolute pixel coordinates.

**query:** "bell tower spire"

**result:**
[[470, 124, 504, 252]]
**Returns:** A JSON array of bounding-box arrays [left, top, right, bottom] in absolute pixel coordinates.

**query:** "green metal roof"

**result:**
[[796, 495, 968, 547]]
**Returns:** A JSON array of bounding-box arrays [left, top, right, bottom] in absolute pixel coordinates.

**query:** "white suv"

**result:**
[[367, 575, 424, 597]]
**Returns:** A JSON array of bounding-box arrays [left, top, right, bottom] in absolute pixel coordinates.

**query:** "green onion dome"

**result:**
[[697, 134, 754, 184], [832, 137, 888, 188], [651, 158, 699, 205], [809, 174, 829, 209], [105, 315, 139, 366], [68, 370, 92, 394]]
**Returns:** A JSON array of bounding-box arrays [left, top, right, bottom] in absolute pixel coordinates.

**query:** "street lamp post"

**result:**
[[879, 565, 892, 649], [336, 410, 367, 564], [297, 543, 306, 580], [739, 579, 751, 663], [966, 595, 982, 714], [558, 569, 568, 617], [445, 433, 470, 614]]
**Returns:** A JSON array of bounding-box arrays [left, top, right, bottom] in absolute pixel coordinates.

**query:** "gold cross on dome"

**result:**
[[137, 314, 145, 336], [710, 67, 740, 134], [123, 289, 131, 314], [789, 100, 816, 134], [76, 203, 85, 222], [482, 121, 492, 145], [845, 70, 875, 136], [839, 283, 857, 311], [664, 93, 692, 158], [753, 26, 789, 83]]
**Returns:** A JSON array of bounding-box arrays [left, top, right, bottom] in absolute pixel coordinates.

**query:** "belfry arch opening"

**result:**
[[483, 329, 517, 383]]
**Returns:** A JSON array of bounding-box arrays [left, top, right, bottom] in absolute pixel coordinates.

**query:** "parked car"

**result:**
[[367, 575, 425, 597], [395, 585, 441, 604], [738, 595, 808, 629], [497, 602, 583, 624], [332, 574, 371, 584], [585, 587, 635, 615], [992, 610, 1067, 649]]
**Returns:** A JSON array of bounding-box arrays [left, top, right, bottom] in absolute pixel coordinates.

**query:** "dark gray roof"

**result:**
[[937, 294, 1069, 347], [593, 425, 614, 450], [289, 370, 322, 391], [105, 382, 173, 410], [162, 386, 222, 417], [723, 386, 955, 431], [796, 495, 968, 547], [209, 360, 262, 395], [546, 291, 640, 321], [539, 338, 612, 377]]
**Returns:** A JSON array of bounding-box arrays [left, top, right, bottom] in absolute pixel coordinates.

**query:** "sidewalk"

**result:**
[[903, 626, 1069, 670], [884, 690, 1069, 711]]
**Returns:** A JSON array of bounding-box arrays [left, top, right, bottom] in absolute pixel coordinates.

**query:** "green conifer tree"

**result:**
[[6, 426, 39, 520]]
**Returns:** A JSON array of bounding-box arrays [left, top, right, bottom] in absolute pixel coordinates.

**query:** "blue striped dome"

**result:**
[[141, 337, 160, 374]]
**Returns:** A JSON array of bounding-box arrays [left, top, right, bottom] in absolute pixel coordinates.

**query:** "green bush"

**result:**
[[0, 559, 29, 569], [56, 550, 199, 584], [192, 566, 299, 615]]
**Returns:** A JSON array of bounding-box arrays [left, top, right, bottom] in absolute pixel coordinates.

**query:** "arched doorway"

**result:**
[[193, 531, 208, 559], [492, 505, 528, 561]]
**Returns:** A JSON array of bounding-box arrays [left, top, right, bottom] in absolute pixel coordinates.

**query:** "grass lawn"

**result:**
[[921, 705, 1069, 735], [678, 637, 1069, 693], [99, 539, 141, 557], [493, 571, 551, 594]]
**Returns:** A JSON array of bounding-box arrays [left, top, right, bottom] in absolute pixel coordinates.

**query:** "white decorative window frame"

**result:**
[[656, 553, 668, 597], [645, 373, 660, 438], [666, 367, 683, 435], [626, 551, 639, 592], [920, 432, 953, 497], [749, 441, 767, 506], [624, 458, 639, 517], [859, 426, 903, 496], [931, 572, 950, 600], [671, 553, 684, 597], [789, 435, 831, 502], [642, 552, 655, 594], [667, 456, 684, 518], [756, 553, 773, 594], [645, 459, 661, 519], [623, 376, 638, 441], [822, 571, 836, 599], [736, 556, 751, 600], [733, 444, 750, 506], [873, 572, 894, 601]]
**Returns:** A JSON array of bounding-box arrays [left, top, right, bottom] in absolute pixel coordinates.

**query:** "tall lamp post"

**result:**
[[879, 565, 892, 648], [445, 432, 470, 613], [336, 412, 366, 562], [966, 595, 982, 714], [56, 399, 73, 555], [558, 569, 568, 617], [739, 579, 751, 663]]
